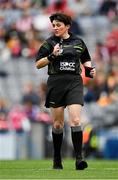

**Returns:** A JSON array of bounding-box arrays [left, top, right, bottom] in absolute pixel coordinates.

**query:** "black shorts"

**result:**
[[45, 74, 84, 108]]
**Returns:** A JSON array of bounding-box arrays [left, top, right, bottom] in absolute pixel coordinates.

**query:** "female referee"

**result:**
[[35, 12, 96, 170]]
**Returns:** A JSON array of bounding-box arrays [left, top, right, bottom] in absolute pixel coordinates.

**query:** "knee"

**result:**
[[53, 121, 64, 130], [70, 118, 80, 126]]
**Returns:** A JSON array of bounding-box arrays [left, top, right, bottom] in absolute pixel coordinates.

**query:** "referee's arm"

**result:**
[[36, 57, 50, 69], [35, 43, 52, 69]]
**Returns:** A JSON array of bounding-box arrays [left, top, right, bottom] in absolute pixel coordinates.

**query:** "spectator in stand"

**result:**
[[98, 0, 118, 20], [0, 97, 9, 132], [97, 74, 118, 106], [0, 111, 9, 132], [14, 0, 32, 10], [16, 10, 33, 33], [68, 0, 92, 16], [84, 71, 107, 103], [21, 81, 40, 106], [110, 52, 118, 78], [5, 23, 25, 45], [0, 1, 21, 27], [8, 105, 31, 132], [0, 97, 9, 114], [106, 74, 118, 93], [4, 22, 25, 57], [44, 0, 73, 15], [31, 0, 49, 8], [21, 30, 42, 58], [93, 41, 110, 62], [92, 41, 110, 72], [105, 30, 118, 57], [37, 82, 47, 109], [0, 27, 11, 62], [6, 34, 22, 57], [69, 12, 84, 36], [35, 82, 52, 124], [21, 82, 40, 122]]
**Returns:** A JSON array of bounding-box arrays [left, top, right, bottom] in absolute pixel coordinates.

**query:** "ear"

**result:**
[[66, 24, 70, 30]]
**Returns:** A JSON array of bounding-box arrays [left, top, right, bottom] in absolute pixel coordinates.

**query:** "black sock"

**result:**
[[52, 128, 63, 160], [71, 126, 83, 159]]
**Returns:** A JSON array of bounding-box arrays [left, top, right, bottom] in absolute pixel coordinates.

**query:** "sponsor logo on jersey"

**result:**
[[60, 62, 75, 71]]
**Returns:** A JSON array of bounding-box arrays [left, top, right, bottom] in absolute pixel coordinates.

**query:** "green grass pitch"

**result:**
[[0, 159, 118, 179]]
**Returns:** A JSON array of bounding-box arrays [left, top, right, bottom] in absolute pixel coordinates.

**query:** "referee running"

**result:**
[[35, 12, 96, 170]]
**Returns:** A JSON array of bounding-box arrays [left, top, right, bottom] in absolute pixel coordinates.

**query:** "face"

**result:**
[[52, 20, 70, 37]]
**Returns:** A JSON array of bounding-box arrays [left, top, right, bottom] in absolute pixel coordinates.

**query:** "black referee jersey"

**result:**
[[36, 32, 91, 75], [36, 32, 91, 108]]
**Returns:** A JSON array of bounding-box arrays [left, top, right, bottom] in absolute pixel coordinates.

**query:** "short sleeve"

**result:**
[[35, 41, 53, 62], [80, 41, 91, 64]]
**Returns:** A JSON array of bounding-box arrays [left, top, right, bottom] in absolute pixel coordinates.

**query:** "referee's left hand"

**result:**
[[90, 67, 96, 78]]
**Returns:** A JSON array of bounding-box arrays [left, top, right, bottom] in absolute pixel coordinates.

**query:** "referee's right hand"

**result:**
[[52, 43, 61, 56]]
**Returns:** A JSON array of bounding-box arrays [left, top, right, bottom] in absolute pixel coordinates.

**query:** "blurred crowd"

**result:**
[[0, 0, 118, 140], [0, 0, 118, 60]]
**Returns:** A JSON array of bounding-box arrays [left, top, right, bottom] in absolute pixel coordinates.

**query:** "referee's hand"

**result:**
[[90, 67, 96, 78], [52, 43, 61, 56]]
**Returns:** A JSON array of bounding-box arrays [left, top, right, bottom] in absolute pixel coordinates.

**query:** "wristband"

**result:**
[[47, 54, 56, 62]]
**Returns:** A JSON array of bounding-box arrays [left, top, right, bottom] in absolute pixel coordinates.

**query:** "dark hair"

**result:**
[[49, 12, 72, 26]]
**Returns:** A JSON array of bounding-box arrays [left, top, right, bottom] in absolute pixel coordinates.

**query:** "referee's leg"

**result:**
[[68, 104, 88, 170], [51, 107, 64, 169]]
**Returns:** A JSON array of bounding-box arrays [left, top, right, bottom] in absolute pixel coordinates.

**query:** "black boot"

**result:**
[[53, 157, 63, 169], [75, 156, 88, 170]]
